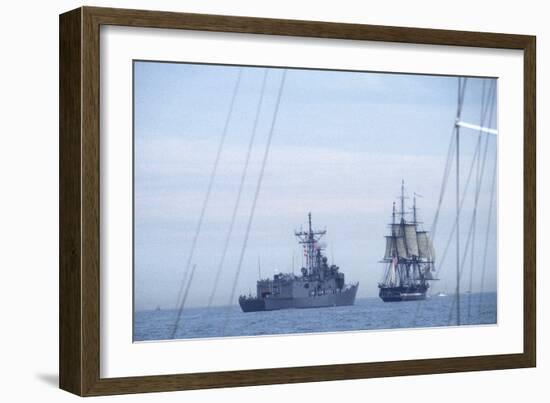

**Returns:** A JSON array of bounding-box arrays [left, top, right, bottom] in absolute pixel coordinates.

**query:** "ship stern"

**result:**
[[239, 296, 266, 312]]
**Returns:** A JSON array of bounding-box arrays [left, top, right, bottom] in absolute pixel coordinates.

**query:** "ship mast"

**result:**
[[381, 181, 437, 291], [400, 179, 405, 221], [413, 193, 417, 224], [295, 212, 326, 276]]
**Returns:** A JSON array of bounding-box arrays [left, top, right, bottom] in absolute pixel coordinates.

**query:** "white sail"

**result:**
[[396, 236, 408, 258], [388, 260, 397, 285], [404, 224, 419, 257], [416, 231, 430, 259], [417, 231, 434, 260], [424, 266, 435, 280], [384, 236, 396, 259], [391, 223, 404, 237]]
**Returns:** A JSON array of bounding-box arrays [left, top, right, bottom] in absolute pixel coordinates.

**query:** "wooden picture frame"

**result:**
[[59, 6, 536, 396]]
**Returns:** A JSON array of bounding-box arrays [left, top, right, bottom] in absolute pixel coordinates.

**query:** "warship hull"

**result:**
[[240, 284, 358, 312], [379, 285, 428, 302]]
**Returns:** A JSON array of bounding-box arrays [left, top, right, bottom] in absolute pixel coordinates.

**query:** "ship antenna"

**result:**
[[413, 192, 417, 224], [295, 212, 326, 276], [400, 179, 405, 221], [308, 212, 313, 273], [392, 202, 396, 226]]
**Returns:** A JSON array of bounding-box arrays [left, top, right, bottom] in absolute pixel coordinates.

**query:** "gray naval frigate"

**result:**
[[239, 213, 359, 312]]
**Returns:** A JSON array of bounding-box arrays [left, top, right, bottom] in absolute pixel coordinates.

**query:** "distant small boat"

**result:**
[[155, 305, 161, 311], [435, 292, 447, 297]]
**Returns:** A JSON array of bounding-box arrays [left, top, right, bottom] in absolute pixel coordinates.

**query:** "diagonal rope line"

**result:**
[[467, 81, 495, 320], [433, 142, 481, 271], [478, 142, 498, 315], [412, 78, 467, 325], [447, 209, 478, 324], [454, 76, 468, 325], [431, 79, 468, 245], [411, 130, 457, 324], [207, 69, 269, 309], [429, 126, 457, 242], [434, 83, 494, 277], [171, 68, 243, 339], [414, 157, 494, 323], [466, 81, 487, 321], [171, 264, 197, 339], [448, 138, 494, 324], [476, 81, 497, 313], [222, 69, 288, 336], [448, 146, 493, 325], [411, 126, 479, 325], [448, 83, 496, 324]]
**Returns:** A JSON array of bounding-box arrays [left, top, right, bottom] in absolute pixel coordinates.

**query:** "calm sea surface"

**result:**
[[134, 292, 497, 341]]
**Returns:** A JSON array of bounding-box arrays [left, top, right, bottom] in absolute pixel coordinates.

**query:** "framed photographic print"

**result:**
[[59, 6, 536, 396]]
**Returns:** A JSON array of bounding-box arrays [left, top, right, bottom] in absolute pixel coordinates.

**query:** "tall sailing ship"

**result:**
[[239, 213, 358, 312], [379, 181, 437, 302]]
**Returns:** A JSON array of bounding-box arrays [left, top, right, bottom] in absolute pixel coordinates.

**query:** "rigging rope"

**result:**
[[170, 68, 243, 339], [431, 141, 482, 273], [411, 126, 479, 325], [412, 78, 466, 325], [207, 69, 269, 309], [412, 79, 497, 326], [430, 82, 495, 268], [472, 81, 497, 315], [454, 77, 467, 325], [431, 78, 468, 247], [171, 264, 197, 339], [222, 69, 288, 336], [478, 143, 497, 314], [429, 126, 457, 243], [448, 83, 496, 325], [467, 81, 495, 321], [466, 82, 486, 321], [447, 205, 478, 324]]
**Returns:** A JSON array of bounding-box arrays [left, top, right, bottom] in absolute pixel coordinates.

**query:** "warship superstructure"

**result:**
[[239, 213, 358, 312], [379, 181, 437, 302]]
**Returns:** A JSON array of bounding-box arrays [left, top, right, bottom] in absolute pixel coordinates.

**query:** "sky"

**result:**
[[133, 61, 498, 311]]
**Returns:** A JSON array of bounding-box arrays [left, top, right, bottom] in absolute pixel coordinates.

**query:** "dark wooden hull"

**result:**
[[379, 285, 428, 302]]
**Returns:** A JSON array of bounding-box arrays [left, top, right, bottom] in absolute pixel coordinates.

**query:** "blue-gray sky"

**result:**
[[134, 61, 497, 311]]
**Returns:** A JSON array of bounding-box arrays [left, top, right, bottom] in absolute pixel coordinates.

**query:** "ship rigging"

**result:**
[[410, 77, 498, 326], [379, 181, 438, 301], [168, 69, 497, 339]]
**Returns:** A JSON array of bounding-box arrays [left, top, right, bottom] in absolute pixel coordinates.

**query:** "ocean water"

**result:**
[[134, 292, 497, 342]]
